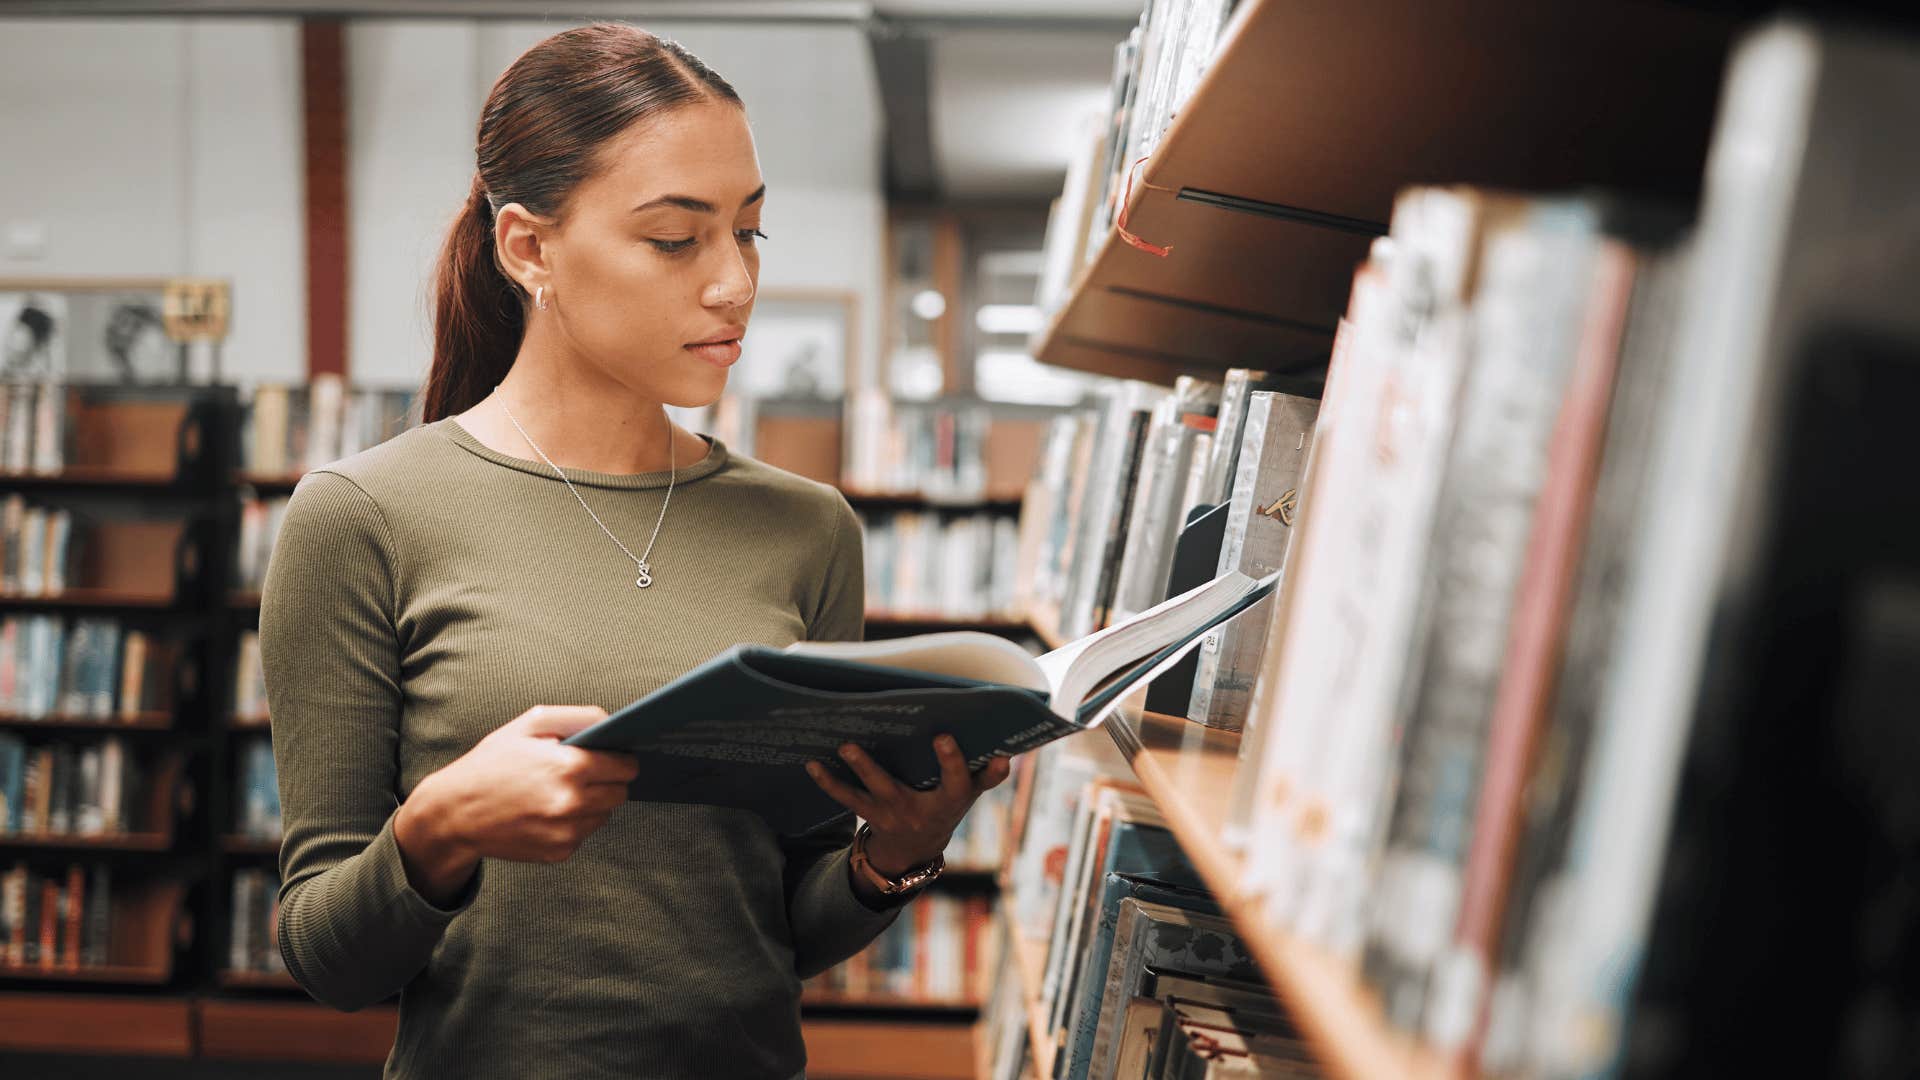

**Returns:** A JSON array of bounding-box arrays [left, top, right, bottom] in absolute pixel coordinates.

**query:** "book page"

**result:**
[[785, 630, 1048, 691]]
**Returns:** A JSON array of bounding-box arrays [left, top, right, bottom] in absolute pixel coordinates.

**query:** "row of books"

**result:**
[[843, 390, 1003, 499], [1, 495, 74, 597], [940, 781, 1010, 870], [233, 630, 265, 721], [805, 890, 995, 1003], [0, 382, 70, 476], [1, 615, 176, 720], [986, 735, 1315, 1080], [1037, 0, 1239, 318], [1014, 367, 1317, 735], [227, 867, 285, 977], [240, 378, 415, 477], [233, 735, 280, 840], [1014, 22, 1916, 1071], [234, 495, 289, 592], [1, 860, 111, 970], [0, 734, 143, 838], [859, 510, 1021, 622]]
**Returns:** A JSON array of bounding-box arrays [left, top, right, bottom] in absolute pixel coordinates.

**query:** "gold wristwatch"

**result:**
[[849, 821, 944, 896]]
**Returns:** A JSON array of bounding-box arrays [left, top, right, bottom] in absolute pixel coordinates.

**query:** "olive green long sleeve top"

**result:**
[[260, 417, 904, 1080]]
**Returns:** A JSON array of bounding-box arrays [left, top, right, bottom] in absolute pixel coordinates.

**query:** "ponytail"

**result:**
[[422, 175, 524, 423]]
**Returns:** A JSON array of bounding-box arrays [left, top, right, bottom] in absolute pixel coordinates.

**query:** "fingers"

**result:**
[[567, 782, 629, 817], [834, 743, 907, 804], [973, 754, 1012, 792], [513, 704, 610, 740], [559, 746, 640, 786], [934, 735, 970, 794], [805, 758, 876, 819]]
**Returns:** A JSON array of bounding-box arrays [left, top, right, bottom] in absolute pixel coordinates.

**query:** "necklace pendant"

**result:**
[[636, 564, 653, 589]]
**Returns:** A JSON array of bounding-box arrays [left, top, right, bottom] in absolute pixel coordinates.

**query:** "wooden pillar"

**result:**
[[302, 18, 348, 379]]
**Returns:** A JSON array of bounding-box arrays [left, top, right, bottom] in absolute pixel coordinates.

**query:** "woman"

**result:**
[[261, 24, 1009, 1080]]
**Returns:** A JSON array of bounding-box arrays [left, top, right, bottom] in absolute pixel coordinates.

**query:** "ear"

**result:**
[[493, 201, 555, 297]]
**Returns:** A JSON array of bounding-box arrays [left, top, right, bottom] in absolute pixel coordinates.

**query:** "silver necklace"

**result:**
[[498, 391, 674, 589]]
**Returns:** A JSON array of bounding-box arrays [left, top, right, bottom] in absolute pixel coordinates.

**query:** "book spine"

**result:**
[[1089, 408, 1155, 631], [1189, 392, 1319, 731], [1365, 204, 1602, 1035], [1430, 241, 1637, 1052]]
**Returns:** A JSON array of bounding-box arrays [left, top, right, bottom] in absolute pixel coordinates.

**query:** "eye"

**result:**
[[648, 237, 697, 254], [736, 228, 768, 245]]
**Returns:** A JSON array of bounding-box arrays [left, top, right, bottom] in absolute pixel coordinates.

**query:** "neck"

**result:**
[[469, 350, 706, 476]]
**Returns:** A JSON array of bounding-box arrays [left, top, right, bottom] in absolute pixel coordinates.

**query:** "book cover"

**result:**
[[564, 568, 1277, 836], [1073, 897, 1262, 1080], [1186, 390, 1319, 731]]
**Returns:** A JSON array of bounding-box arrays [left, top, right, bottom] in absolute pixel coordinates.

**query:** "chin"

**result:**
[[663, 374, 730, 412]]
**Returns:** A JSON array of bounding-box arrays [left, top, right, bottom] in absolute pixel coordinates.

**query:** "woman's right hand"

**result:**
[[394, 705, 639, 905]]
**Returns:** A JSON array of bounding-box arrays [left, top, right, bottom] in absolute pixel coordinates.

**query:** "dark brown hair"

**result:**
[[422, 23, 741, 423]]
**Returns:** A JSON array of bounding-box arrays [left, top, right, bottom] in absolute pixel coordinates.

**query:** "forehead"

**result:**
[[581, 99, 762, 210]]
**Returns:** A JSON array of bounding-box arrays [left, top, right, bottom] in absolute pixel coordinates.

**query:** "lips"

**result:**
[[686, 327, 745, 368], [686, 339, 741, 366]]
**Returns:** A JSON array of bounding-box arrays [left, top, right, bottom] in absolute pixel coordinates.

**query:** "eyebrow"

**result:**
[[631, 184, 766, 216]]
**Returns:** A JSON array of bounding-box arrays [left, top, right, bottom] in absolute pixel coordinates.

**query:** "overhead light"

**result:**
[[910, 289, 947, 320], [975, 304, 1044, 334]]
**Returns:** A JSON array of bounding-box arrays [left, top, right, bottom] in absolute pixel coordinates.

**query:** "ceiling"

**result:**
[[4, 0, 1138, 199], [869, 3, 1132, 200]]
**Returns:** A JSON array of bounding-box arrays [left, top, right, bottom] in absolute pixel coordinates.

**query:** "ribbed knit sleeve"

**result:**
[[262, 469, 481, 1012], [782, 491, 906, 979]]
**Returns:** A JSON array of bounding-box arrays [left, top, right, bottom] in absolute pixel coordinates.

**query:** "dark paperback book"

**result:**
[[564, 569, 1276, 835]]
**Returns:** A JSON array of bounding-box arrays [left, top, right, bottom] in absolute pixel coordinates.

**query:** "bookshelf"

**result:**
[[1, 384, 237, 1009], [1021, 607, 1453, 1079], [1001, 904, 1058, 1080], [1108, 703, 1460, 1080], [0, 991, 194, 1057], [1033, 0, 1734, 385]]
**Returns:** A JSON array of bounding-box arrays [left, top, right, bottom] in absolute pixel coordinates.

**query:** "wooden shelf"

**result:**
[[234, 471, 305, 494], [1101, 702, 1462, 1080], [215, 968, 300, 991], [802, 990, 982, 1012], [804, 1017, 979, 1080], [0, 830, 172, 852], [0, 588, 176, 609], [0, 711, 173, 731], [1003, 907, 1058, 1080], [197, 998, 397, 1064], [229, 713, 271, 731], [1032, 0, 1734, 383], [221, 834, 282, 857], [195, 998, 978, 1076], [229, 591, 261, 609], [842, 488, 1026, 513], [0, 465, 187, 489], [0, 962, 174, 985], [0, 991, 193, 1057]]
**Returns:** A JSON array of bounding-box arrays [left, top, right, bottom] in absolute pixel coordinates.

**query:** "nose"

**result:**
[[702, 242, 755, 311]]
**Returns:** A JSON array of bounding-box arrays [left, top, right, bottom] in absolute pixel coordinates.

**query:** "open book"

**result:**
[[564, 569, 1278, 834]]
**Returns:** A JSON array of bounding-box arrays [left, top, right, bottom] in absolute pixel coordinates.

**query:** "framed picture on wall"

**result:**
[[0, 278, 180, 384], [733, 291, 856, 402], [0, 289, 69, 381]]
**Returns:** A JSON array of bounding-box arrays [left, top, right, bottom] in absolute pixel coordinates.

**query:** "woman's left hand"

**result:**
[[805, 735, 1012, 875]]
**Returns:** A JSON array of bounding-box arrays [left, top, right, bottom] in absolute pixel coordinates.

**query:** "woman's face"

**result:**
[[541, 99, 763, 409]]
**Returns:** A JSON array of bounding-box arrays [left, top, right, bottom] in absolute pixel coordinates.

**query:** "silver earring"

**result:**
[[535, 285, 548, 311]]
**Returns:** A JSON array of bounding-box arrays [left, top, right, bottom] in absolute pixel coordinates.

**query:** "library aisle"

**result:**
[[3, 2, 1918, 1079]]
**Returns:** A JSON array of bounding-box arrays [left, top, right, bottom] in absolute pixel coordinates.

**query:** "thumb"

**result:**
[[511, 705, 610, 740]]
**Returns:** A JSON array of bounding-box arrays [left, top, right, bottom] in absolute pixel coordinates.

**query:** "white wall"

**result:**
[[0, 16, 885, 392], [0, 18, 307, 386]]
